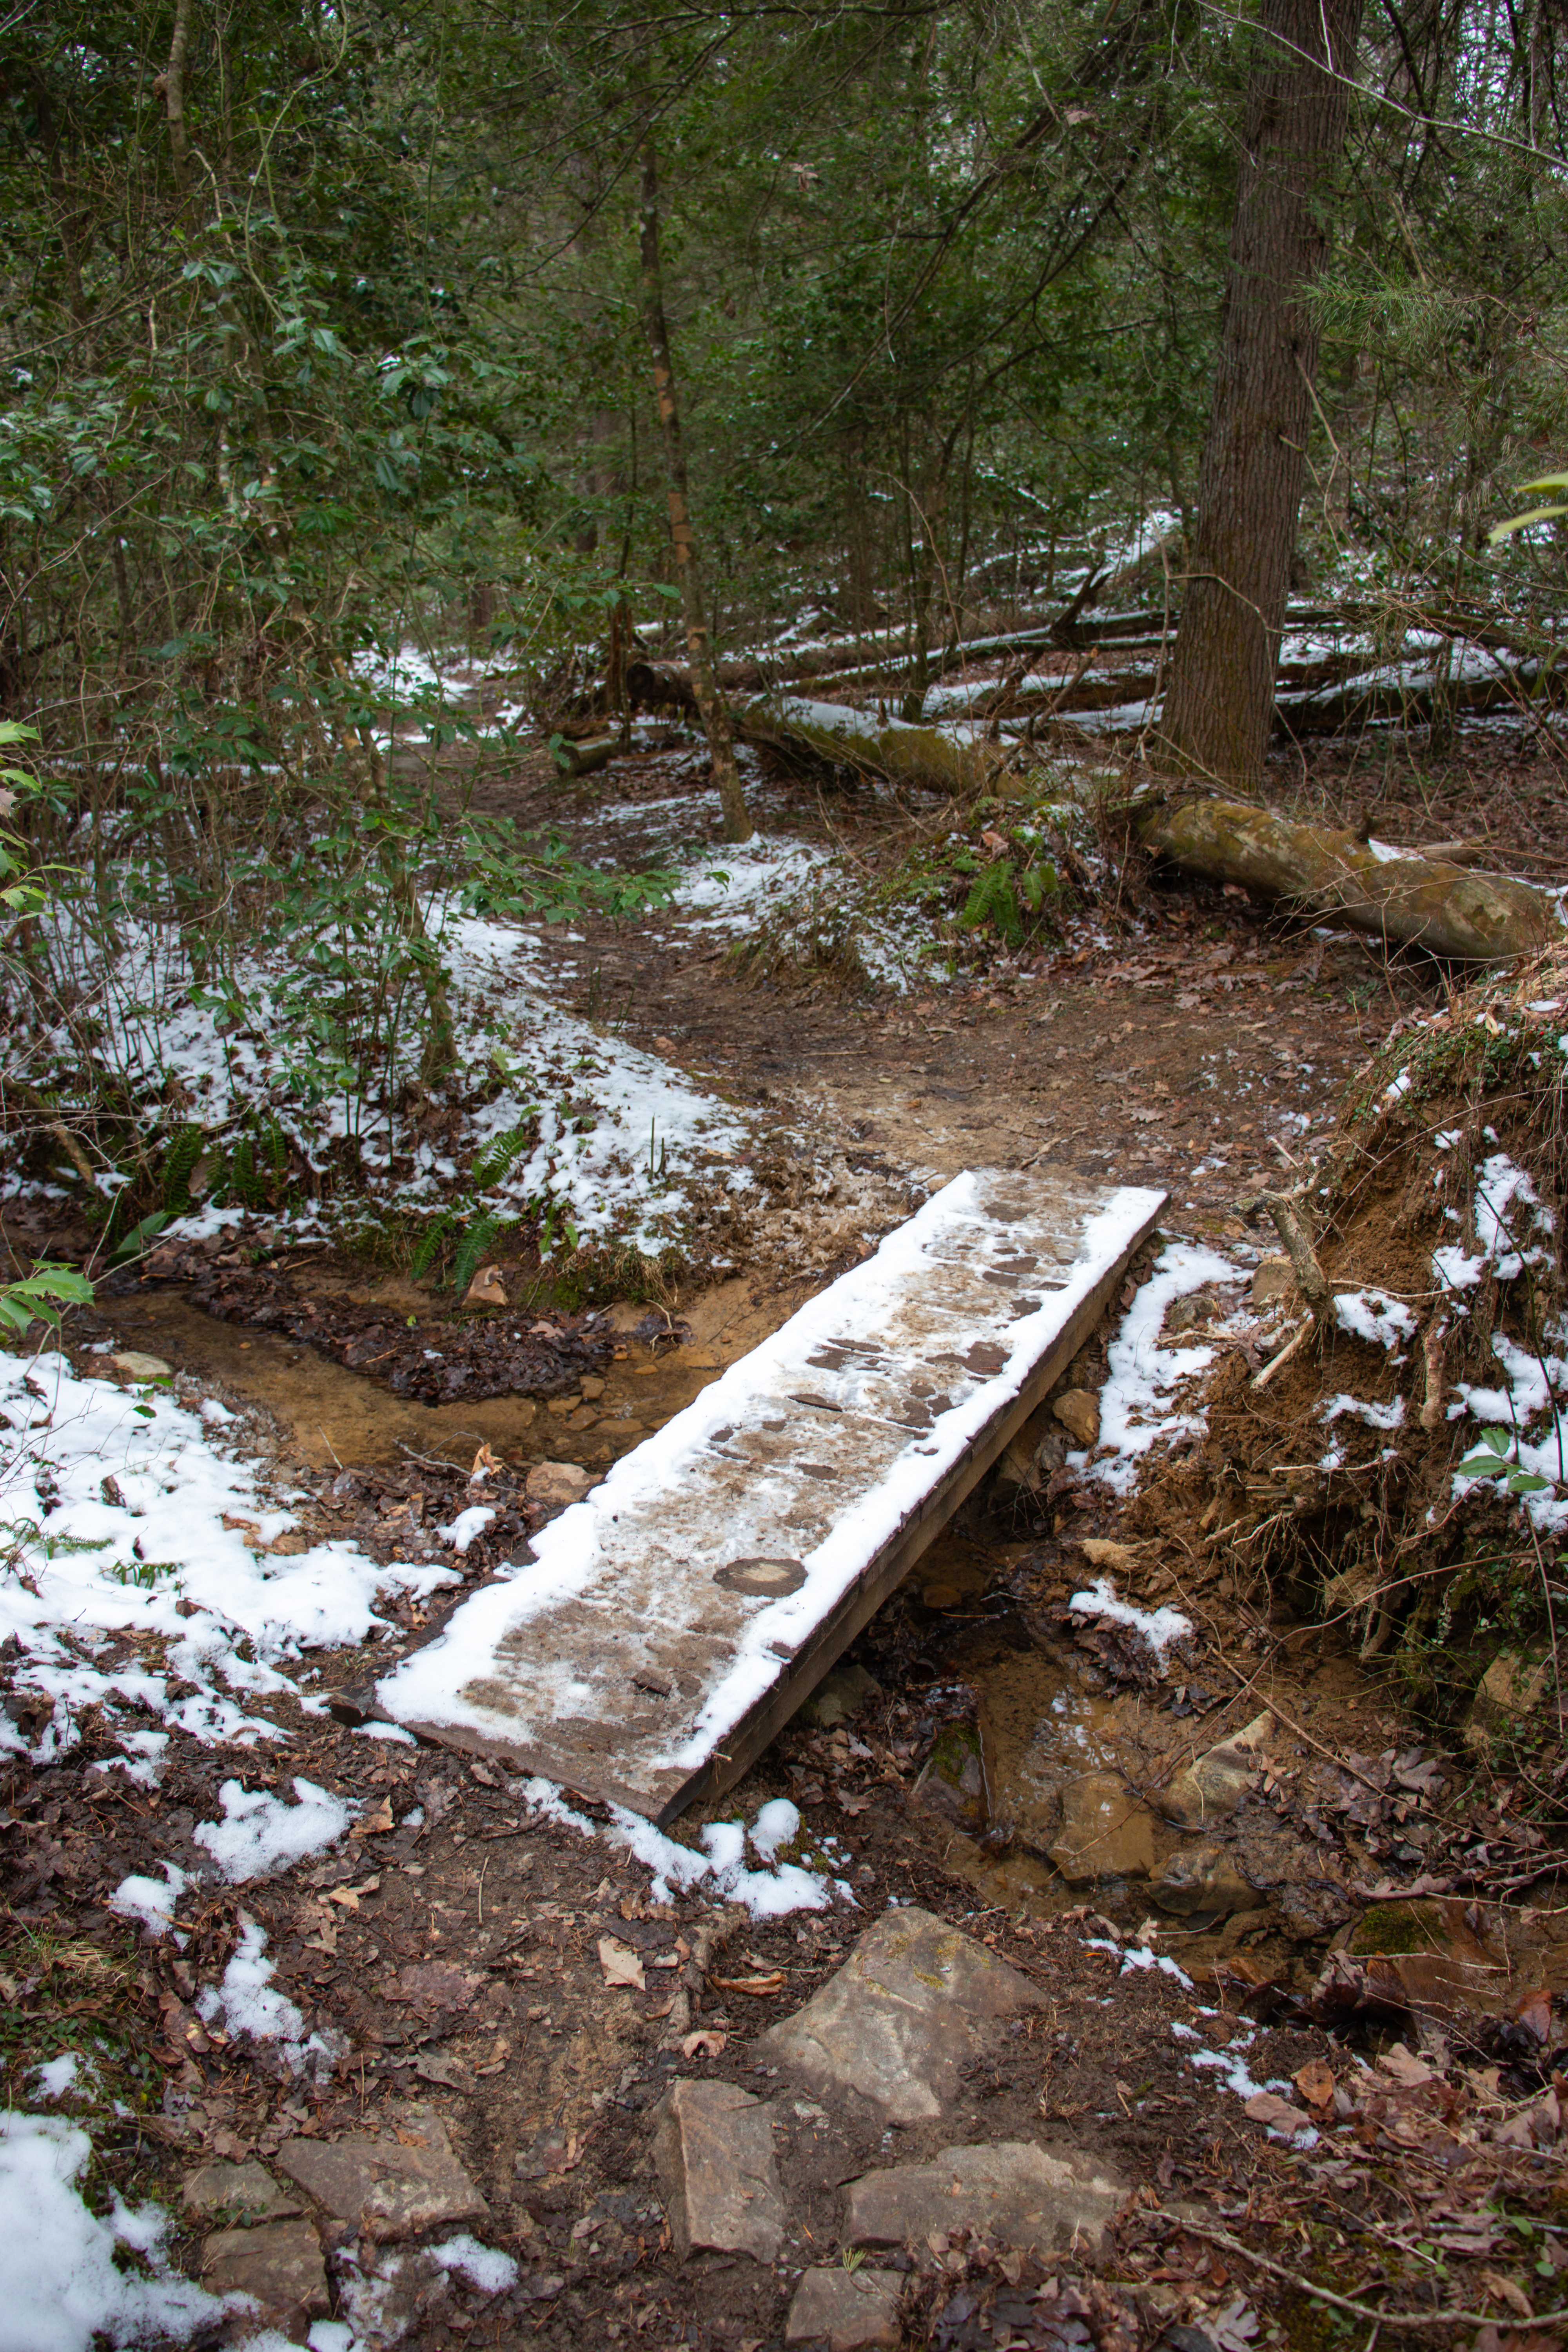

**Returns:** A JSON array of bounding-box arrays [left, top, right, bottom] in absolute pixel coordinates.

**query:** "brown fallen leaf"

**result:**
[[1294, 2059, 1336, 2111], [1481, 2271, 1535, 2321], [353, 1798, 395, 1838], [1377, 2042, 1435, 2087], [598, 1936, 646, 1991], [465, 1263, 507, 1307], [325, 1876, 381, 1912], [1243, 2091, 1312, 2133], [710, 1971, 786, 1998], [470, 1442, 502, 1483], [682, 2030, 726, 2059]]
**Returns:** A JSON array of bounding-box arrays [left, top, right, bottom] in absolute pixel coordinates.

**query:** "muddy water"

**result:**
[[87, 1274, 796, 1471]]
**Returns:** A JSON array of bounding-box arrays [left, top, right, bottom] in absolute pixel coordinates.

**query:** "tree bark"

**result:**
[[1138, 795, 1557, 962], [740, 695, 1013, 800], [636, 134, 751, 843], [160, 0, 195, 192], [1155, 0, 1364, 790]]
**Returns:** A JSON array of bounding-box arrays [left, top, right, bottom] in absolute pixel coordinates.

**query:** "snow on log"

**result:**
[[739, 693, 1013, 798], [1138, 794, 1560, 963]]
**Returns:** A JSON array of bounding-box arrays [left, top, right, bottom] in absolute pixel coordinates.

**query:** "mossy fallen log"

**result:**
[[1138, 794, 1559, 962], [739, 695, 1013, 798]]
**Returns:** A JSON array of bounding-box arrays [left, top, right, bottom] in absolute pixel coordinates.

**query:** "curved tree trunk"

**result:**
[[1156, 0, 1364, 791], [636, 134, 751, 844]]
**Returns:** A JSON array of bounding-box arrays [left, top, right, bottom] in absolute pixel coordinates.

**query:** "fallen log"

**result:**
[[739, 693, 1014, 799], [1137, 794, 1560, 962]]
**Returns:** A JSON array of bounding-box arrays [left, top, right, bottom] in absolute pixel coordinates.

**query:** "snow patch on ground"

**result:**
[[195, 1777, 355, 1882], [1068, 1579, 1191, 1656], [0, 2112, 227, 2352], [0, 1352, 454, 1779], [1082, 1241, 1244, 1492]]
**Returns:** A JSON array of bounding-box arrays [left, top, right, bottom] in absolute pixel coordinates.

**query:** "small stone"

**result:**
[[753, 1905, 1042, 2124], [275, 2107, 487, 2241], [1077, 1536, 1141, 1576], [1161, 1710, 1273, 1827], [200, 2218, 328, 2334], [844, 2141, 1123, 2256], [110, 1350, 172, 1381], [1251, 1256, 1297, 1310], [524, 1461, 593, 1511], [800, 1663, 882, 1731], [182, 2158, 302, 2223], [911, 1725, 984, 1829], [1053, 1388, 1100, 1447], [1465, 1650, 1550, 1749], [579, 1375, 606, 1400], [785, 2264, 904, 2349], [1152, 1842, 1254, 1919], [651, 2078, 785, 2261], [1049, 1774, 1157, 1883]]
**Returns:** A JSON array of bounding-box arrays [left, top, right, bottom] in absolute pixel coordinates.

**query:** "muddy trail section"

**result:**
[[7, 741, 1568, 2349]]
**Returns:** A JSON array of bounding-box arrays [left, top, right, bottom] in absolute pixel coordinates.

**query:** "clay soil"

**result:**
[[7, 720, 1568, 2350]]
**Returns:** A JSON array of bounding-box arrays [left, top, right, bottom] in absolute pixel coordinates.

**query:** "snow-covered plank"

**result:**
[[377, 1171, 1165, 1823]]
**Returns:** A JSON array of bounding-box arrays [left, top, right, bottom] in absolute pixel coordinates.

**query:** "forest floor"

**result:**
[[5, 719, 1568, 2352]]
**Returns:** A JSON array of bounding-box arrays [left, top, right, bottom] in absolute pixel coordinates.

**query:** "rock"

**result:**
[[1077, 1536, 1141, 1576], [110, 1350, 172, 1381], [800, 1663, 883, 1731], [651, 2078, 785, 2261], [465, 1263, 508, 1307], [275, 2107, 487, 2240], [753, 1904, 1042, 2124], [1161, 1711, 1274, 1827], [1049, 1774, 1158, 1883], [1338, 1897, 1511, 2018], [910, 1724, 984, 1829], [182, 2157, 303, 2223], [845, 2141, 1124, 2257], [200, 2218, 328, 2336], [1053, 1388, 1100, 1447], [786, 2265, 905, 2349], [524, 1461, 593, 1511], [978, 1653, 1142, 1868], [1465, 1651, 1551, 1749], [1250, 1257, 1297, 1310], [1152, 1842, 1255, 1919]]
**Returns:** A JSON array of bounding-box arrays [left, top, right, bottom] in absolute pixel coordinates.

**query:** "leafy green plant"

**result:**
[[1456, 1425, 1553, 1498], [0, 1263, 94, 1338]]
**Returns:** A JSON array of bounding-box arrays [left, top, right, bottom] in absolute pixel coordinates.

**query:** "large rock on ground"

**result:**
[[785, 2264, 905, 2349], [201, 2218, 328, 2337], [1049, 1773, 1157, 1883], [1161, 1711, 1274, 1827], [652, 2078, 786, 2261], [845, 2141, 1124, 2256], [1152, 1841, 1254, 1919], [182, 2157, 303, 2223], [276, 2107, 487, 2240], [754, 1906, 1042, 2124]]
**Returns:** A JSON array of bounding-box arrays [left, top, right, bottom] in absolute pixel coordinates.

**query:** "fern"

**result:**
[[453, 1210, 508, 1297], [470, 1114, 538, 1192], [960, 860, 1024, 947], [161, 1124, 207, 1212], [411, 1207, 459, 1279]]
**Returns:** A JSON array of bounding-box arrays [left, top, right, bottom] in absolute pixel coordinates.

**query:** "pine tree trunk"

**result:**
[[1156, 0, 1364, 791], [637, 135, 751, 843]]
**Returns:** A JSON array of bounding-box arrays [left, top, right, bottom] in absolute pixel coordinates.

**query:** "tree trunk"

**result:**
[[636, 135, 751, 843], [1156, 0, 1364, 791], [161, 0, 195, 191]]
